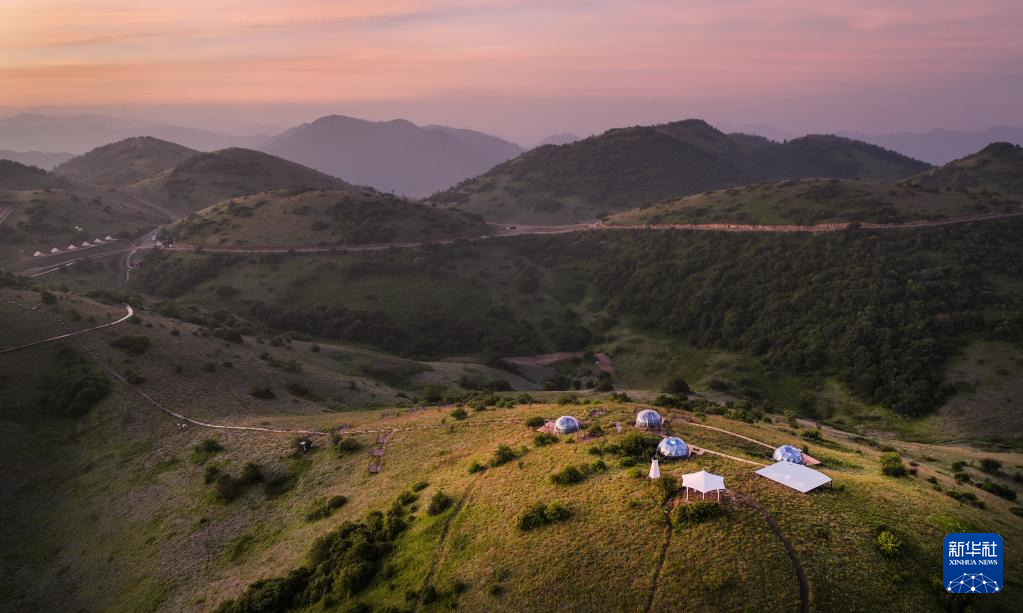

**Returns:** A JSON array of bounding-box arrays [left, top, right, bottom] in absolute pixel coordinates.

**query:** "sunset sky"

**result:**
[[1, 0, 1022, 142]]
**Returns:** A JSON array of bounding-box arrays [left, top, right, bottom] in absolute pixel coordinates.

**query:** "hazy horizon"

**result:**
[[2, 1, 1022, 145]]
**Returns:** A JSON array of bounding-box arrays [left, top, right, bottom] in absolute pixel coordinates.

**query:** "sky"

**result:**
[[1, 0, 1022, 144]]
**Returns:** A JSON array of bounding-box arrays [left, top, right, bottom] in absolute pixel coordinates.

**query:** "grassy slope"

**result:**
[[607, 178, 1012, 226], [2, 301, 1020, 612], [169, 188, 489, 248], [129, 148, 352, 216], [903, 142, 1023, 197], [54, 137, 198, 188]]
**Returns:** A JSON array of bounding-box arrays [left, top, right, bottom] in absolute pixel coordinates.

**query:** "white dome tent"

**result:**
[[657, 436, 690, 459], [554, 415, 580, 434], [635, 409, 662, 429], [773, 444, 804, 464]]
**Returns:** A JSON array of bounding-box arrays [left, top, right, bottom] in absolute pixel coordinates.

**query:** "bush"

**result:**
[[673, 501, 723, 528], [450, 408, 468, 420], [654, 476, 678, 502], [533, 433, 559, 446], [663, 376, 691, 395], [334, 436, 362, 456], [491, 444, 517, 467], [109, 335, 151, 354], [192, 438, 224, 464], [250, 385, 276, 399], [880, 452, 908, 477], [876, 530, 902, 558], [975, 480, 1016, 501], [264, 473, 296, 498], [517, 501, 572, 531], [38, 346, 111, 417], [427, 491, 454, 515], [979, 458, 1002, 474], [306, 495, 349, 521], [411, 480, 429, 492], [946, 490, 986, 509], [525, 416, 546, 428], [550, 465, 586, 485], [468, 460, 486, 474], [40, 290, 57, 304]]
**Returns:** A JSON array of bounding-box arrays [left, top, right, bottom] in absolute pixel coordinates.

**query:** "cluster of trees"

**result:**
[[518, 221, 1023, 416], [37, 345, 111, 417]]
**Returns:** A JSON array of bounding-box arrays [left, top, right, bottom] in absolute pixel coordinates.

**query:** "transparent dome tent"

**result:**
[[635, 409, 662, 429], [773, 444, 804, 464], [657, 436, 690, 459], [554, 415, 580, 434]]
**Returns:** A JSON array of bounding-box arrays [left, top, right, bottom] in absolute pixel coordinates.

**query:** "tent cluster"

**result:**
[[34, 236, 115, 256]]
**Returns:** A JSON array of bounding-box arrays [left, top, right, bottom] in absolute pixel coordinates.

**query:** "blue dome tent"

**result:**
[[554, 415, 580, 434], [657, 436, 690, 459], [635, 409, 662, 429], [773, 444, 804, 464]]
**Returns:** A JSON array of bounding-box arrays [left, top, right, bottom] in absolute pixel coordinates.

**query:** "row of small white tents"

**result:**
[[33, 236, 116, 257]]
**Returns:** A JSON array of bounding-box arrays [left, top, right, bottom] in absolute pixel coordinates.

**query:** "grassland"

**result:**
[[607, 178, 1018, 226], [169, 188, 489, 248], [54, 137, 198, 188], [2, 290, 1022, 612]]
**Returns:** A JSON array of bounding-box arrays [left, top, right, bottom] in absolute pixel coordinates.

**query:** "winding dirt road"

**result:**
[[0, 302, 135, 354], [162, 209, 1023, 255]]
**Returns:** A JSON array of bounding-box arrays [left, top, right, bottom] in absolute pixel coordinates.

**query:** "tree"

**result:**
[[663, 376, 691, 395]]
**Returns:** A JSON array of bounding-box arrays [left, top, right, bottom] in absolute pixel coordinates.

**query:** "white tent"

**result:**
[[81, 241, 91, 246], [756, 461, 831, 493], [681, 470, 726, 501], [50, 247, 61, 254], [33, 251, 44, 257], [67, 244, 77, 250], [648, 458, 661, 479], [94, 237, 104, 243], [104, 235, 114, 240]]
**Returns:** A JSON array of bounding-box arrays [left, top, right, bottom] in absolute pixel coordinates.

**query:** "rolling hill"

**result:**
[[901, 142, 1023, 197], [1, 285, 1020, 612], [844, 126, 1023, 165], [129, 148, 353, 216], [606, 177, 1019, 226], [54, 137, 198, 187], [261, 115, 523, 197], [430, 119, 930, 224], [0, 159, 58, 190], [169, 187, 490, 248]]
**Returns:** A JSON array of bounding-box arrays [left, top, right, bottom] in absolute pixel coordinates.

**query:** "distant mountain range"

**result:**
[[0, 113, 261, 154], [431, 119, 931, 223], [260, 115, 523, 197], [0, 149, 73, 170], [841, 127, 1023, 166]]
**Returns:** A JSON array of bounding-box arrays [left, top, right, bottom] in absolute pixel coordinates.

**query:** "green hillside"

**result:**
[[902, 142, 1023, 196], [169, 187, 489, 248], [54, 136, 198, 187], [608, 178, 1017, 226], [430, 120, 930, 224], [0, 159, 58, 190], [0, 286, 1020, 612], [131, 219, 1023, 443], [129, 148, 352, 215]]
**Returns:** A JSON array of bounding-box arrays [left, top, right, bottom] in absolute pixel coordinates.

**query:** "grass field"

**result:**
[[2, 292, 1021, 612]]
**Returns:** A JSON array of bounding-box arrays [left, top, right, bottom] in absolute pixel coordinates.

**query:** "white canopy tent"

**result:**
[[648, 458, 661, 479], [681, 470, 726, 501], [756, 461, 832, 493]]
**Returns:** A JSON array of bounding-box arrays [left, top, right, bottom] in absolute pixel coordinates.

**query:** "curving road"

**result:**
[[0, 302, 135, 354], [161, 209, 1023, 256]]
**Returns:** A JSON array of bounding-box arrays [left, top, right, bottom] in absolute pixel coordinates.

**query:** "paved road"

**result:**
[[0, 303, 135, 354], [162, 209, 1023, 256]]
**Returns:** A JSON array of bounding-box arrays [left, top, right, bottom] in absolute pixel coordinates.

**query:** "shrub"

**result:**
[[673, 501, 723, 528], [468, 460, 486, 474], [880, 452, 908, 477], [533, 433, 559, 446], [550, 465, 586, 485], [214, 473, 241, 501], [38, 346, 111, 417], [491, 444, 517, 467], [109, 335, 151, 354], [663, 376, 691, 395], [450, 408, 468, 420], [250, 385, 276, 399], [654, 476, 678, 502], [517, 501, 572, 531], [239, 462, 264, 485], [593, 431, 659, 462], [427, 491, 454, 515], [192, 438, 224, 464], [946, 490, 986, 509], [411, 480, 429, 492], [264, 473, 296, 498], [306, 495, 349, 521], [334, 436, 362, 456], [975, 480, 1016, 501], [525, 416, 546, 428], [40, 290, 57, 304], [979, 458, 1002, 474], [876, 530, 902, 558]]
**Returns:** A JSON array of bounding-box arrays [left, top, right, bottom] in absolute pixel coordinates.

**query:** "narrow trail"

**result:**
[[679, 420, 776, 450], [0, 302, 135, 354], [642, 505, 674, 613], [416, 483, 476, 611], [729, 491, 810, 613]]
